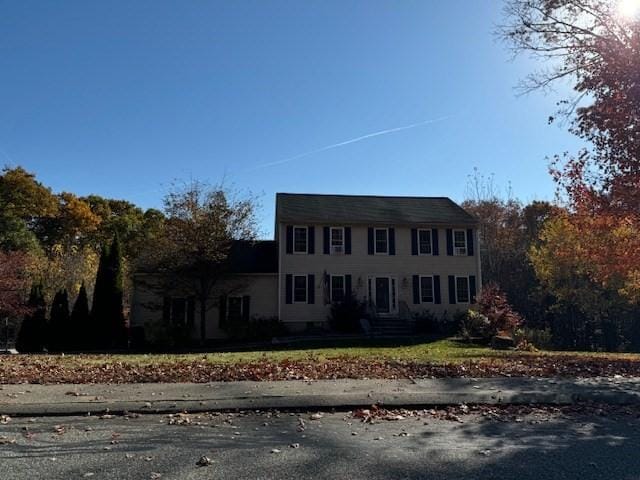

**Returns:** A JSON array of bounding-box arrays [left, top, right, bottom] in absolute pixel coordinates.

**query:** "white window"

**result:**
[[456, 276, 470, 303], [293, 226, 308, 254], [227, 296, 243, 320], [418, 229, 432, 255], [453, 229, 467, 256], [330, 227, 344, 255], [375, 228, 389, 254], [420, 276, 434, 303], [330, 275, 345, 302], [293, 275, 308, 303]]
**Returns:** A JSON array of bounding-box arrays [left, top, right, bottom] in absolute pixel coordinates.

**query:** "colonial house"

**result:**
[[130, 193, 480, 341]]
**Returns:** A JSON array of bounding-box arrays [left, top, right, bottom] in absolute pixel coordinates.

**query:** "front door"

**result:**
[[375, 277, 390, 314]]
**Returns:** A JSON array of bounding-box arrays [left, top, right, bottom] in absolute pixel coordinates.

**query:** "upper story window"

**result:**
[[375, 228, 389, 254], [330, 227, 344, 255], [453, 229, 467, 256], [293, 275, 308, 303], [456, 276, 470, 303], [418, 229, 432, 255], [293, 226, 308, 254]]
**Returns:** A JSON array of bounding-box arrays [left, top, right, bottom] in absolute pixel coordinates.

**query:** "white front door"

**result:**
[[368, 276, 398, 316]]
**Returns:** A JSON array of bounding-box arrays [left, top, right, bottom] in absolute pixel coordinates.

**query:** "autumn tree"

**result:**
[[462, 172, 558, 326], [137, 181, 258, 345], [500, 0, 640, 299], [0, 250, 30, 319], [529, 213, 638, 349]]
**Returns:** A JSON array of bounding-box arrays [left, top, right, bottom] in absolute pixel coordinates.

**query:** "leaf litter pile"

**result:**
[[3, 353, 640, 384]]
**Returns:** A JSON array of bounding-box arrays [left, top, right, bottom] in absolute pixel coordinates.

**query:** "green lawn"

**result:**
[[53, 337, 640, 366]]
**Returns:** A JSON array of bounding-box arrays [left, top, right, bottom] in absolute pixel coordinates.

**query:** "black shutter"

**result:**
[[308, 226, 315, 254], [286, 226, 293, 254], [162, 297, 171, 323], [389, 228, 395, 255], [448, 276, 456, 304], [434, 275, 441, 304], [367, 228, 374, 255], [469, 276, 477, 303], [345, 274, 352, 299], [411, 229, 418, 255], [307, 274, 315, 304], [432, 228, 439, 256], [323, 227, 330, 254], [242, 296, 251, 321], [219, 295, 227, 327], [285, 275, 293, 304], [345, 227, 352, 255], [412, 275, 420, 305], [446, 229, 453, 256], [467, 229, 474, 256]]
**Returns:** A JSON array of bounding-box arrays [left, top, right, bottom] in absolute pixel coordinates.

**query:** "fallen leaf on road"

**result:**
[[196, 455, 213, 467]]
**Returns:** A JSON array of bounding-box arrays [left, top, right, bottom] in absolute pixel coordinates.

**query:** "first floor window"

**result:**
[[420, 276, 434, 303], [293, 226, 308, 253], [418, 229, 432, 255], [164, 297, 195, 327], [331, 275, 345, 302], [456, 277, 470, 303], [375, 228, 389, 254], [227, 297, 243, 321], [454, 230, 467, 255], [294, 275, 308, 303]]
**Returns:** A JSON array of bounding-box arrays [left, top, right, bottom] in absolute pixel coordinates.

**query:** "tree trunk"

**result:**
[[199, 296, 207, 346]]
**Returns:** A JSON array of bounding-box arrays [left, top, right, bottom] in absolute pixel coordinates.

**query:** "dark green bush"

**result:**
[[329, 296, 366, 333], [224, 316, 288, 341]]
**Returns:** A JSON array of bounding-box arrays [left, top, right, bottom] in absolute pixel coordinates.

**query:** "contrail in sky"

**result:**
[[248, 115, 453, 171]]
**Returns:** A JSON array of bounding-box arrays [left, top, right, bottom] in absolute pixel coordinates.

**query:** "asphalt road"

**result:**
[[2, 408, 640, 480]]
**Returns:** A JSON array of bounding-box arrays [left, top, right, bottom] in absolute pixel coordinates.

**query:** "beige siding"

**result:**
[[278, 223, 480, 325], [131, 274, 278, 340]]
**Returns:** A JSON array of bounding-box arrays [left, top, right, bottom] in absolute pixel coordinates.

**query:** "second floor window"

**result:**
[[293, 226, 308, 253], [418, 229, 432, 255], [453, 229, 467, 256], [375, 228, 388, 254], [330, 227, 344, 254]]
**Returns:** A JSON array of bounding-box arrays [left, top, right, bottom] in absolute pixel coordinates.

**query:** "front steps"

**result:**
[[371, 317, 414, 337]]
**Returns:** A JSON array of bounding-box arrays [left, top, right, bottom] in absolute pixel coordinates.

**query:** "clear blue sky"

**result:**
[[0, 1, 582, 237]]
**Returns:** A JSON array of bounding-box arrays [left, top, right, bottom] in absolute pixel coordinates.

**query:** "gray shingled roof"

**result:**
[[276, 193, 477, 226]]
